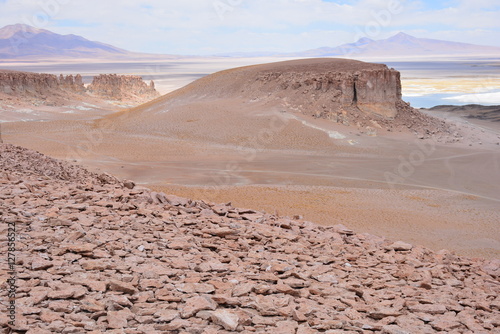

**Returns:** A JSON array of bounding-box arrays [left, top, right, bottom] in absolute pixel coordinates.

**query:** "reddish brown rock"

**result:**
[[107, 309, 133, 329], [210, 309, 240, 331], [108, 280, 138, 295], [181, 296, 218, 318], [387, 241, 413, 251], [87, 74, 159, 102], [0, 143, 498, 334], [407, 304, 447, 315], [154, 309, 179, 323], [31, 258, 53, 271]]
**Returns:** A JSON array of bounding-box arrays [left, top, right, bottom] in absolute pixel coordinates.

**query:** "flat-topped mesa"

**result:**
[[252, 59, 401, 119], [259, 59, 401, 118], [87, 74, 159, 102], [190, 58, 402, 119]]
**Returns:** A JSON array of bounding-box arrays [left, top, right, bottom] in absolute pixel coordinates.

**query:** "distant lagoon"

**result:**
[[403, 91, 500, 108], [385, 60, 500, 108]]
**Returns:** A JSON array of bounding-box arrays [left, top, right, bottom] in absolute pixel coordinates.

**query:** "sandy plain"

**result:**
[[1, 57, 499, 259]]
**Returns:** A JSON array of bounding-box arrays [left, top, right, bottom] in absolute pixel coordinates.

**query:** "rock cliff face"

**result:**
[[253, 64, 402, 118], [0, 70, 84, 96], [87, 74, 159, 102], [59, 74, 85, 93], [0, 70, 159, 107]]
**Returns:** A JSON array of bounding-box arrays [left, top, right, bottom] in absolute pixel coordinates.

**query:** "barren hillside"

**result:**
[[102, 58, 452, 150], [1, 143, 499, 333], [2, 58, 499, 263]]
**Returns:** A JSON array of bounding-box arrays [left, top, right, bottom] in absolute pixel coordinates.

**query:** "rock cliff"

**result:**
[[0, 70, 159, 108], [0, 70, 84, 96], [253, 62, 402, 118], [87, 74, 159, 102]]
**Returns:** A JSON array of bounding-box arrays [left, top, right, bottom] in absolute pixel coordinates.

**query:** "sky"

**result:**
[[0, 0, 499, 55]]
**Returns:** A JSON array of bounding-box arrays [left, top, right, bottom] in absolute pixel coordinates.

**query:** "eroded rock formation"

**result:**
[[87, 74, 159, 102], [0, 70, 159, 108], [254, 64, 402, 118], [0, 70, 84, 96], [59, 74, 85, 93]]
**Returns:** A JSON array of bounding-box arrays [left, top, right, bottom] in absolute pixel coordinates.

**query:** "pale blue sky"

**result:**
[[1, 0, 499, 55]]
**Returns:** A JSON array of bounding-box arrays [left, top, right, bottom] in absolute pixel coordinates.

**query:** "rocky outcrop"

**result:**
[[192, 58, 451, 138], [1, 143, 499, 333], [87, 74, 159, 102], [0, 70, 84, 96], [58, 74, 85, 93], [185, 58, 403, 119], [0, 70, 160, 108], [254, 64, 402, 118]]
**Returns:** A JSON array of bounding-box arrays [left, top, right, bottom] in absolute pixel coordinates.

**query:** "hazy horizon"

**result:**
[[1, 0, 500, 55]]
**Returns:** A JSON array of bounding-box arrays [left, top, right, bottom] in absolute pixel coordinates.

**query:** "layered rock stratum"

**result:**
[[87, 74, 159, 102], [0, 70, 159, 108], [225, 59, 402, 118], [0, 70, 84, 97], [1, 143, 499, 333]]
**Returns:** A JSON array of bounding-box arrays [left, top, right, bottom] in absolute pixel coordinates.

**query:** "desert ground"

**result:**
[[2, 143, 499, 333], [1, 57, 499, 259]]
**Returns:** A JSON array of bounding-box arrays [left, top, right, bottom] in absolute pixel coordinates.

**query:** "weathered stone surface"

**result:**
[[0, 71, 84, 97], [31, 258, 53, 270], [0, 143, 498, 334], [107, 309, 133, 329], [154, 309, 179, 323], [88, 74, 159, 102], [181, 296, 217, 318], [108, 280, 138, 295], [407, 303, 447, 314], [382, 325, 411, 334], [213, 58, 402, 118], [387, 241, 413, 251], [210, 309, 239, 331], [123, 180, 136, 189]]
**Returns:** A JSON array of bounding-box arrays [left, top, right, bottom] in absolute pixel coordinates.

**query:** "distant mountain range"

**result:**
[[0, 24, 136, 59], [1, 24, 500, 60], [218, 32, 500, 58], [297, 32, 500, 58]]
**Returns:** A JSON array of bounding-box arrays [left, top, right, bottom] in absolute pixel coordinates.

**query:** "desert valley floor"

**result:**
[[1, 58, 499, 259], [1, 56, 500, 333]]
